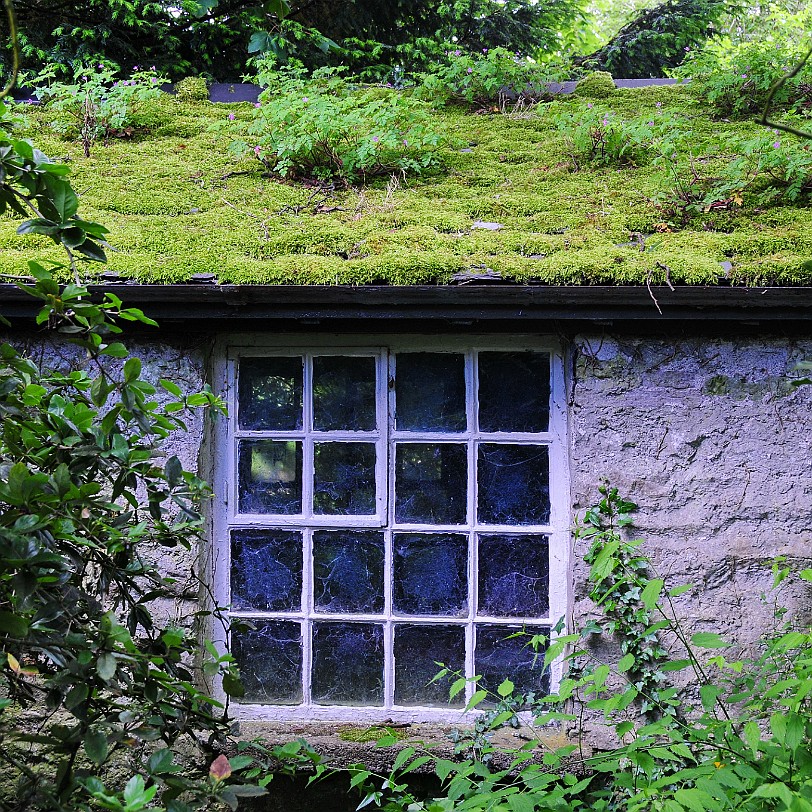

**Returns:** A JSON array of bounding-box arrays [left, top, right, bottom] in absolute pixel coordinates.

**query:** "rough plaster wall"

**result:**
[[570, 334, 812, 652]]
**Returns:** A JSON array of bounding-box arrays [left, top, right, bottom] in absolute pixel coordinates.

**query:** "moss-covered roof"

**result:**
[[3, 86, 811, 286]]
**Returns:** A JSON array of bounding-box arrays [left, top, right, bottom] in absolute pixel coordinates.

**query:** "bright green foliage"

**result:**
[[33, 64, 167, 157], [415, 47, 563, 107], [553, 104, 682, 166], [0, 98, 109, 265], [677, 36, 812, 119], [226, 67, 448, 183]]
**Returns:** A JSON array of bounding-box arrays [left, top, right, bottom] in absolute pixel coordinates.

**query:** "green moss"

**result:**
[[174, 77, 209, 103], [338, 726, 409, 743], [574, 71, 617, 99], [1, 86, 810, 286]]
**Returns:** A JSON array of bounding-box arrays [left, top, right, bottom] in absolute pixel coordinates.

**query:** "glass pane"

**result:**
[[393, 533, 468, 616], [477, 444, 550, 525], [232, 620, 302, 704], [478, 535, 549, 617], [238, 440, 302, 514], [313, 442, 377, 515], [238, 357, 303, 430], [395, 353, 466, 432], [311, 622, 384, 705], [313, 356, 377, 431], [395, 443, 467, 524], [475, 625, 550, 700], [478, 352, 550, 433], [394, 624, 465, 707], [313, 531, 384, 614], [231, 529, 302, 612]]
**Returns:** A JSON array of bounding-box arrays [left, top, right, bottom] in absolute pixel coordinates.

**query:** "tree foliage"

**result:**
[[576, 0, 736, 78]]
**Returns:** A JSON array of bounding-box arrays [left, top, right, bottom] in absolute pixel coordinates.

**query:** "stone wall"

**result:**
[[570, 334, 812, 651]]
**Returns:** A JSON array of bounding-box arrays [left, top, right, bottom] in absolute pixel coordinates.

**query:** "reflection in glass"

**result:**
[[231, 529, 302, 611], [475, 625, 549, 699], [232, 620, 302, 704], [313, 443, 377, 514], [313, 356, 377, 431], [478, 535, 549, 617], [313, 531, 384, 613], [238, 440, 302, 514], [477, 444, 550, 525], [394, 624, 465, 706], [238, 357, 303, 430], [393, 534, 467, 616], [395, 353, 466, 432], [478, 352, 550, 432], [395, 443, 467, 524], [312, 623, 384, 705]]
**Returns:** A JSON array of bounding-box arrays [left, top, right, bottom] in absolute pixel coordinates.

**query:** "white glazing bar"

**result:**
[[302, 354, 314, 520]]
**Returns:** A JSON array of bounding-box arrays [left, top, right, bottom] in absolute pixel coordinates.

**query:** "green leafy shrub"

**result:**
[[174, 76, 209, 102], [226, 67, 448, 184], [554, 103, 683, 167], [573, 70, 617, 98], [321, 487, 812, 812], [33, 63, 167, 156], [415, 46, 559, 107], [677, 38, 812, 118]]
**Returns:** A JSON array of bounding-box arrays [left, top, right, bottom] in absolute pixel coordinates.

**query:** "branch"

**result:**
[[759, 39, 812, 140]]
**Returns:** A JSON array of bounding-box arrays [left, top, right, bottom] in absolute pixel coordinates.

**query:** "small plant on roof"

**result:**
[[573, 70, 617, 99], [33, 63, 167, 157], [174, 76, 209, 102], [225, 65, 449, 185], [415, 46, 561, 109]]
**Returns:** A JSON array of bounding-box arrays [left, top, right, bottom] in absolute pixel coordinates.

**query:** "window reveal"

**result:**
[[222, 343, 566, 714]]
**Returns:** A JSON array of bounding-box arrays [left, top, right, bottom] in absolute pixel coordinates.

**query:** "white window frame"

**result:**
[[209, 334, 570, 722]]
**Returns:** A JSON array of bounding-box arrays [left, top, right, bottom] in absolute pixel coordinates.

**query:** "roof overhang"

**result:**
[[1, 284, 811, 335]]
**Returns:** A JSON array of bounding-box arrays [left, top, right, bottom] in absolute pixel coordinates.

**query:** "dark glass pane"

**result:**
[[477, 444, 550, 525], [313, 356, 377, 431], [313, 442, 377, 515], [478, 352, 550, 433], [232, 620, 302, 704], [478, 535, 549, 617], [393, 534, 468, 616], [395, 443, 467, 524], [475, 625, 550, 700], [231, 529, 302, 611], [395, 353, 466, 432], [311, 623, 384, 705], [394, 624, 465, 707], [238, 440, 302, 514], [313, 531, 384, 614], [238, 357, 303, 430]]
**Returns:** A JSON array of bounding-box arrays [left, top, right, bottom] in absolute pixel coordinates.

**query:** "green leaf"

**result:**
[[617, 653, 635, 673], [222, 673, 245, 698], [101, 343, 129, 358], [84, 730, 108, 765], [229, 785, 269, 797], [507, 794, 535, 812], [449, 677, 466, 699], [123, 357, 142, 382], [699, 684, 721, 711], [466, 689, 487, 710], [96, 652, 117, 682], [691, 632, 729, 649], [743, 720, 761, 755], [497, 678, 514, 697], [0, 611, 29, 637], [640, 578, 664, 609], [668, 583, 693, 596]]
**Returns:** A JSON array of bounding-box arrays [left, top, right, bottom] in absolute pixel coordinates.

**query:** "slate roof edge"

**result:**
[[1, 284, 811, 334]]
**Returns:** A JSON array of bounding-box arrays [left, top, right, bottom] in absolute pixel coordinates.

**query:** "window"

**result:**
[[213, 336, 568, 719]]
